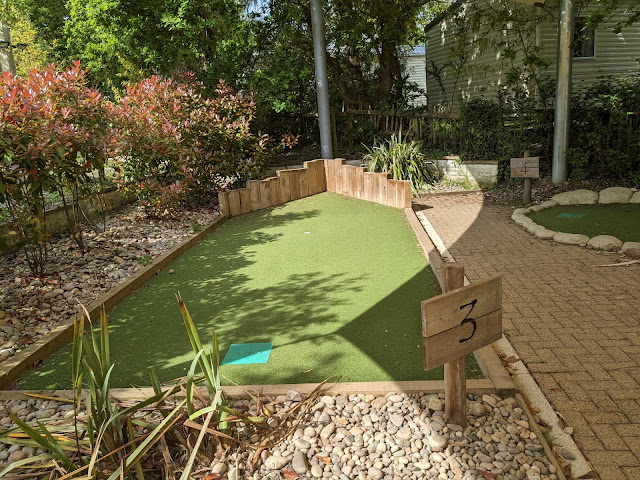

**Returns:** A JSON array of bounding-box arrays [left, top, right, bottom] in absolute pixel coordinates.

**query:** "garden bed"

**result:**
[[20, 193, 483, 389], [0, 203, 218, 369]]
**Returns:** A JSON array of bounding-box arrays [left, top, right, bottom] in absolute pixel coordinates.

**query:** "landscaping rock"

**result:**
[[513, 207, 531, 215], [1, 391, 560, 480], [534, 227, 556, 240], [524, 222, 543, 235], [291, 450, 308, 474], [631, 191, 640, 204], [597, 186, 633, 204], [553, 232, 590, 246], [264, 455, 288, 470], [512, 213, 528, 226], [587, 235, 623, 251], [621, 242, 640, 259], [529, 200, 558, 212], [551, 189, 598, 205]]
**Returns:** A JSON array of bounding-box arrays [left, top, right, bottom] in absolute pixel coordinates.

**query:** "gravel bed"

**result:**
[[0, 391, 559, 479], [235, 391, 558, 480], [0, 203, 219, 367]]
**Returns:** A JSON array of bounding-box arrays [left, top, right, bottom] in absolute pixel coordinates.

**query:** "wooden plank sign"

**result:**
[[421, 275, 502, 370], [510, 156, 540, 178]]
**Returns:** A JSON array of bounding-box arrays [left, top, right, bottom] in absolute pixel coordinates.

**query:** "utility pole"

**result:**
[[551, 0, 574, 184], [310, 0, 333, 159], [0, 21, 17, 75]]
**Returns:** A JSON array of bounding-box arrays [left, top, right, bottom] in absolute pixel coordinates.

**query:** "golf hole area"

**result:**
[[20, 193, 484, 390], [528, 203, 640, 242]]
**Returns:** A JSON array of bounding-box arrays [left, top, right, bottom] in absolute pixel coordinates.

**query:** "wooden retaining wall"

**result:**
[[324, 159, 412, 209], [218, 160, 326, 216], [217, 158, 412, 217]]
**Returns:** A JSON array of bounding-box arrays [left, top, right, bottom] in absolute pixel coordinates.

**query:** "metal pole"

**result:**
[[310, 0, 333, 159], [0, 22, 17, 75], [551, 0, 574, 184]]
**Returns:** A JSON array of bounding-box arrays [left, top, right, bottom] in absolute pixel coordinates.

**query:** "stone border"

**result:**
[[512, 186, 640, 253], [0, 204, 512, 395]]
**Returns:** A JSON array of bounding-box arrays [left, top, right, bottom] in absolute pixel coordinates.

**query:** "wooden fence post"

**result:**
[[443, 263, 467, 427]]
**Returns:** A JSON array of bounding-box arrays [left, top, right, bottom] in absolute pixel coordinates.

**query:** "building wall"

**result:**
[[405, 53, 428, 105], [411, 0, 640, 109], [538, 3, 640, 92], [423, 0, 537, 108]]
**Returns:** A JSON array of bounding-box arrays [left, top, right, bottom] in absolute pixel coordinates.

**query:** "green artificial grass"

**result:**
[[528, 204, 640, 242], [23, 192, 482, 389]]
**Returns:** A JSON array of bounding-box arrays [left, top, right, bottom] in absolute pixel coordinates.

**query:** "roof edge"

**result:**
[[424, 0, 466, 35]]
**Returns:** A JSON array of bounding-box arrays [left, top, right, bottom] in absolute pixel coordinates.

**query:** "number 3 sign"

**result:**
[[421, 276, 502, 370]]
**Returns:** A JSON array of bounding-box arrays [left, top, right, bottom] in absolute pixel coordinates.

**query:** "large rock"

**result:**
[[622, 242, 640, 259], [512, 213, 528, 226], [524, 222, 542, 235], [551, 189, 598, 205], [529, 200, 558, 212], [598, 187, 633, 204], [631, 191, 640, 204], [587, 235, 623, 251], [534, 227, 556, 240], [513, 207, 531, 215], [553, 232, 590, 246]]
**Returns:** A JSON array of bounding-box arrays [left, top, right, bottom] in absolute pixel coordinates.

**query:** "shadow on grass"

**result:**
[[23, 193, 478, 390]]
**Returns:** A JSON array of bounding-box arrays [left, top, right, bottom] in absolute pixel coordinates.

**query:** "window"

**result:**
[[574, 17, 595, 58]]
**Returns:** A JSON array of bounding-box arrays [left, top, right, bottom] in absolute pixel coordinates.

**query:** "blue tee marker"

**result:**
[[557, 212, 586, 218], [221, 343, 273, 365]]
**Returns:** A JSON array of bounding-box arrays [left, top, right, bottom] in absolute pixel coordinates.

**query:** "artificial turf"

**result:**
[[528, 204, 640, 242], [22, 192, 482, 389]]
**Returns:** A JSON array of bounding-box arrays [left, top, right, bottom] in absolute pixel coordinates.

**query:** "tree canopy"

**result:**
[[3, 0, 637, 114]]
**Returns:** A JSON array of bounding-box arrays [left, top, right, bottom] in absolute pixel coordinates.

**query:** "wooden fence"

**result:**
[[324, 159, 412, 209], [218, 158, 411, 217]]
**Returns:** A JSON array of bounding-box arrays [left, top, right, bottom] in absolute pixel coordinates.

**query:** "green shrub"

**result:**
[[364, 133, 439, 193], [568, 75, 640, 180]]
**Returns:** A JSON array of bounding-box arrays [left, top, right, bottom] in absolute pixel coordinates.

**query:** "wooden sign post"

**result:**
[[422, 264, 502, 426], [510, 153, 539, 205]]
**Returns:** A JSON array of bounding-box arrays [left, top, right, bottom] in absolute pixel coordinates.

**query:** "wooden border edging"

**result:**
[[516, 393, 569, 480], [0, 215, 227, 389], [1, 186, 509, 396], [219, 159, 326, 217], [0, 379, 497, 403], [404, 207, 515, 395], [325, 159, 411, 209]]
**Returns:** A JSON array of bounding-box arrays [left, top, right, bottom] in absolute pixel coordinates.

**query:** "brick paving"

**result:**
[[416, 193, 640, 479]]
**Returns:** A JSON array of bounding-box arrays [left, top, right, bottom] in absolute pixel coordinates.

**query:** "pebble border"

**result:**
[[511, 186, 640, 252]]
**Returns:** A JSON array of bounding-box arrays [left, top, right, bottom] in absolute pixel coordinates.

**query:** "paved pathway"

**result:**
[[416, 193, 640, 480]]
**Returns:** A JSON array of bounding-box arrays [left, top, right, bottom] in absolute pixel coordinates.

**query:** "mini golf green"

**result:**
[[22, 192, 481, 389], [528, 204, 640, 242]]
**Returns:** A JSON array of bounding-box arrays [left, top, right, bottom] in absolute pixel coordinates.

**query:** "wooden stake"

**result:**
[[239, 188, 251, 214], [218, 191, 229, 217], [523, 150, 531, 205], [228, 190, 242, 216], [443, 263, 467, 427]]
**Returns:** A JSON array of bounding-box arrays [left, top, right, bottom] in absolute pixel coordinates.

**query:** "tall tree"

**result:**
[[255, 0, 448, 109], [23, 0, 253, 95]]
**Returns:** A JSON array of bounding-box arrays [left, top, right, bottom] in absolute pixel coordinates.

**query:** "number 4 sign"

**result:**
[[421, 275, 502, 371]]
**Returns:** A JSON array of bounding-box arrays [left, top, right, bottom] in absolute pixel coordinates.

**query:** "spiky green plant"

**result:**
[[1, 296, 270, 480], [1, 307, 181, 479], [364, 132, 439, 194]]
